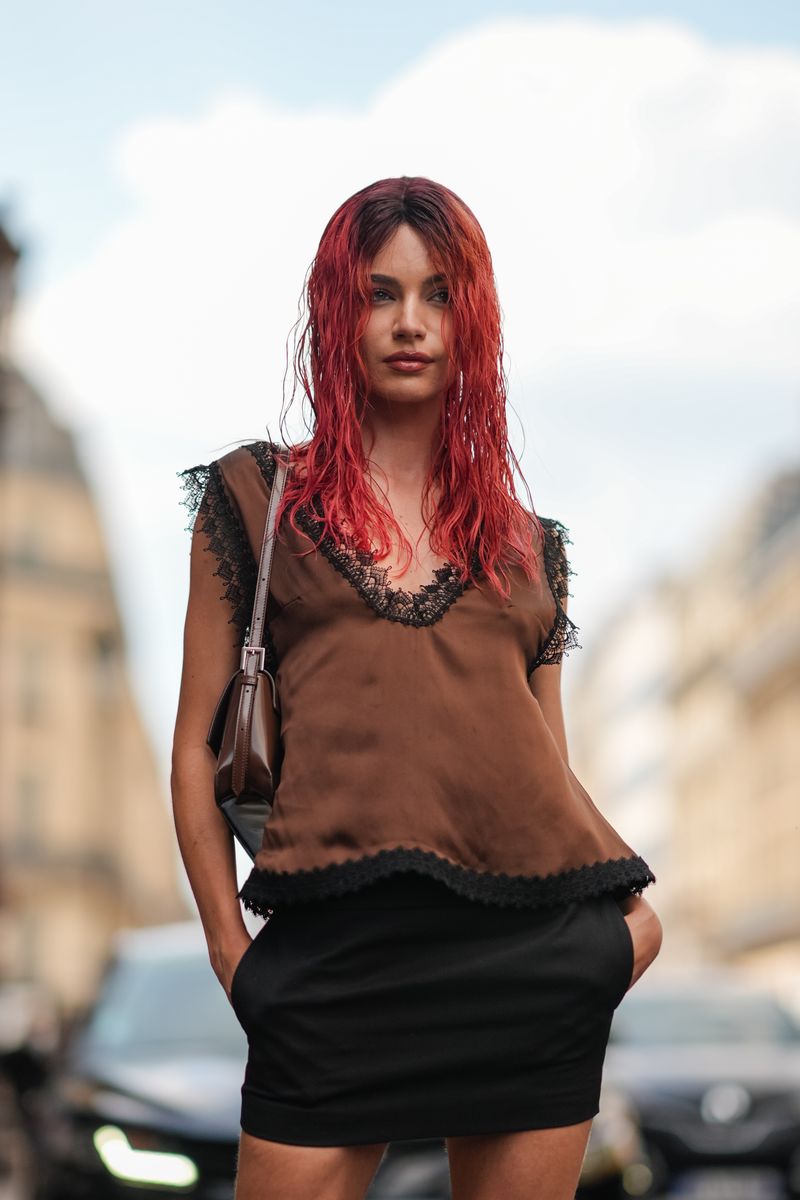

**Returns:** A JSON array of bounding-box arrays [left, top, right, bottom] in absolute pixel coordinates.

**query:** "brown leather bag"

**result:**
[[205, 448, 290, 860]]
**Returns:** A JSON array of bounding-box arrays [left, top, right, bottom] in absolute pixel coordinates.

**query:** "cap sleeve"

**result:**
[[529, 517, 582, 672], [177, 459, 257, 650]]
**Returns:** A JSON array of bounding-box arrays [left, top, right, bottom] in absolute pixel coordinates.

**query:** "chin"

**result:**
[[373, 388, 442, 408]]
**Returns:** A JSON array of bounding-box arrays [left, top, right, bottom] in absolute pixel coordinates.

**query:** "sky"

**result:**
[[2, 1, 799, 816]]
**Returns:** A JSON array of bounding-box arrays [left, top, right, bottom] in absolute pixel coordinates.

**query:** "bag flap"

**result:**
[[206, 669, 240, 755]]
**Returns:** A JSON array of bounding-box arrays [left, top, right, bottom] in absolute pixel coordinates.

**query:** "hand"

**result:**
[[210, 933, 253, 1004], [617, 895, 663, 993]]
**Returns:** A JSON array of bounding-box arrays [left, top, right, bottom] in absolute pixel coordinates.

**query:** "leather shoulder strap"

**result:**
[[241, 446, 289, 670]]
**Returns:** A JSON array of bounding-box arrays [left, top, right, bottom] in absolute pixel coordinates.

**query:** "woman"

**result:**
[[172, 175, 663, 1200]]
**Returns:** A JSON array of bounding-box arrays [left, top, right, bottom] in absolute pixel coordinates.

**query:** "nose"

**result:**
[[392, 293, 427, 340]]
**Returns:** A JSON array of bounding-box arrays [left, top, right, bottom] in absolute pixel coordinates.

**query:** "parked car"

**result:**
[[604, 973, 800, 1198], [32, 919, 650, 1199]]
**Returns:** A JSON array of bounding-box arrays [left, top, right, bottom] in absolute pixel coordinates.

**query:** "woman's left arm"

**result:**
[[527, 588, 570, 764], [528, 594, 663, 990]]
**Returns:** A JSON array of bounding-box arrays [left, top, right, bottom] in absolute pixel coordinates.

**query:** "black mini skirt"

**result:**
[[230, 869, 634, 1146]]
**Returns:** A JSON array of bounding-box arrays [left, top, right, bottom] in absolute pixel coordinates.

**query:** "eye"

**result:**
[[372, 287, 393, 301], [431, 288, 450, 303]]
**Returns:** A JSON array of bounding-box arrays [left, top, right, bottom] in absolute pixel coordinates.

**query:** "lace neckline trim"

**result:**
[[245, 441, 480, 628]]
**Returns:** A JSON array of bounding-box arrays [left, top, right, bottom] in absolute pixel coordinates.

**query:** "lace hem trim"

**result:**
[[244, 440, 480, 628], [177, 459, 277, 670], [528, 517, 582, 672], [237, 846, 656, 914]]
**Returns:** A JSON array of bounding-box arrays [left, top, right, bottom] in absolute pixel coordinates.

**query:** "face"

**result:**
[[358, 223, 453, 408]]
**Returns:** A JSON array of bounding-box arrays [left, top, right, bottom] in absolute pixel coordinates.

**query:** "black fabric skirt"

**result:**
[[230, 869, 634, 1146]]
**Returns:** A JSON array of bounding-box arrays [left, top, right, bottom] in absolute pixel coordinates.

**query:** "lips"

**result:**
[[384, 357, 432, 374], [384, 353, 434, 363]]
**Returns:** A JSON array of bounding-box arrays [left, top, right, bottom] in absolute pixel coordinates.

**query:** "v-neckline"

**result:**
[[246, 441, 479, 627], [300, 508, 478, 626]]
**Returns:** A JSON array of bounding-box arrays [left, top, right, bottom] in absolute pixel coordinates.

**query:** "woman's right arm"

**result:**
[[170, 511, 253, 1002]]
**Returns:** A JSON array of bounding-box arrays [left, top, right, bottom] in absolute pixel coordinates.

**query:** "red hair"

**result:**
[[268, 174, 544, 600]]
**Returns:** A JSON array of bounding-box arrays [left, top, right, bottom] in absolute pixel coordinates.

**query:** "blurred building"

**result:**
[[669, 468, 800, 997], [570, 467, 800, 998], [0, 218, 188, 1015]]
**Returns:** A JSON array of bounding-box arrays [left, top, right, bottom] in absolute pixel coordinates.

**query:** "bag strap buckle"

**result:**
[[240, 645, 265, 676]]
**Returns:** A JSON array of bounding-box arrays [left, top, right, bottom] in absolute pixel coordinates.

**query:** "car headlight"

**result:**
[[92, 1125, 199, 1189]]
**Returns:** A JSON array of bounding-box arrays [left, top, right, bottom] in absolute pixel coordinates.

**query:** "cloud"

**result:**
[[17, 16, 800, 436]]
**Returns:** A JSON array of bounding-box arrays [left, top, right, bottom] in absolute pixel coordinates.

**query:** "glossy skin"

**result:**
[[353, 223, 457, 590], [214, 223, 663, 1199], [359, 222, 454, 412]]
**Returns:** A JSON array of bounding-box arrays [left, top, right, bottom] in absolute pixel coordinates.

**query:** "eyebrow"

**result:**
[[370, 273, 447, 287]]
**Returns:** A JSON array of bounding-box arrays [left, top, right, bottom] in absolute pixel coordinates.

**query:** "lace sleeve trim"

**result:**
[[528, 517, 582, 673], [177, 459, 276, 669], [244, 439, 278, 491]]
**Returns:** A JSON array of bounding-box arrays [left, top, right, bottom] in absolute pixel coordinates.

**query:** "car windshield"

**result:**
[[79, 951, 245, 1059], [610, 993, 800, 1046]]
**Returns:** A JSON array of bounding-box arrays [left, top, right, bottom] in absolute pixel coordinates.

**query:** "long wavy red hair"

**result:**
[[266, 174, 544, 600]]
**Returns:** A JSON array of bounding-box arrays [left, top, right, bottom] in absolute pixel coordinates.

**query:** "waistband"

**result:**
[[280, 869, 480, 910]]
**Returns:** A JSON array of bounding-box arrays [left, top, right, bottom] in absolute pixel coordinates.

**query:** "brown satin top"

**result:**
[[178, 439, 656, 913]]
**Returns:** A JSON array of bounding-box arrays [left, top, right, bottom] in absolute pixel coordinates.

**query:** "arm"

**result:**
[[170, 508, 253, 1000], [528, 557, 662, 987], [526, 516, 580, 765], [527, 592, 570, 765]]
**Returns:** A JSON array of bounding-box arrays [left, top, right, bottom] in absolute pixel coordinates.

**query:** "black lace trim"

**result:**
[[237, 846, 656, 914], [243, 439, 278, 486], [177, 459, 277, 671], [528, 517, 582, 673], [244, 440, 479, 628]]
